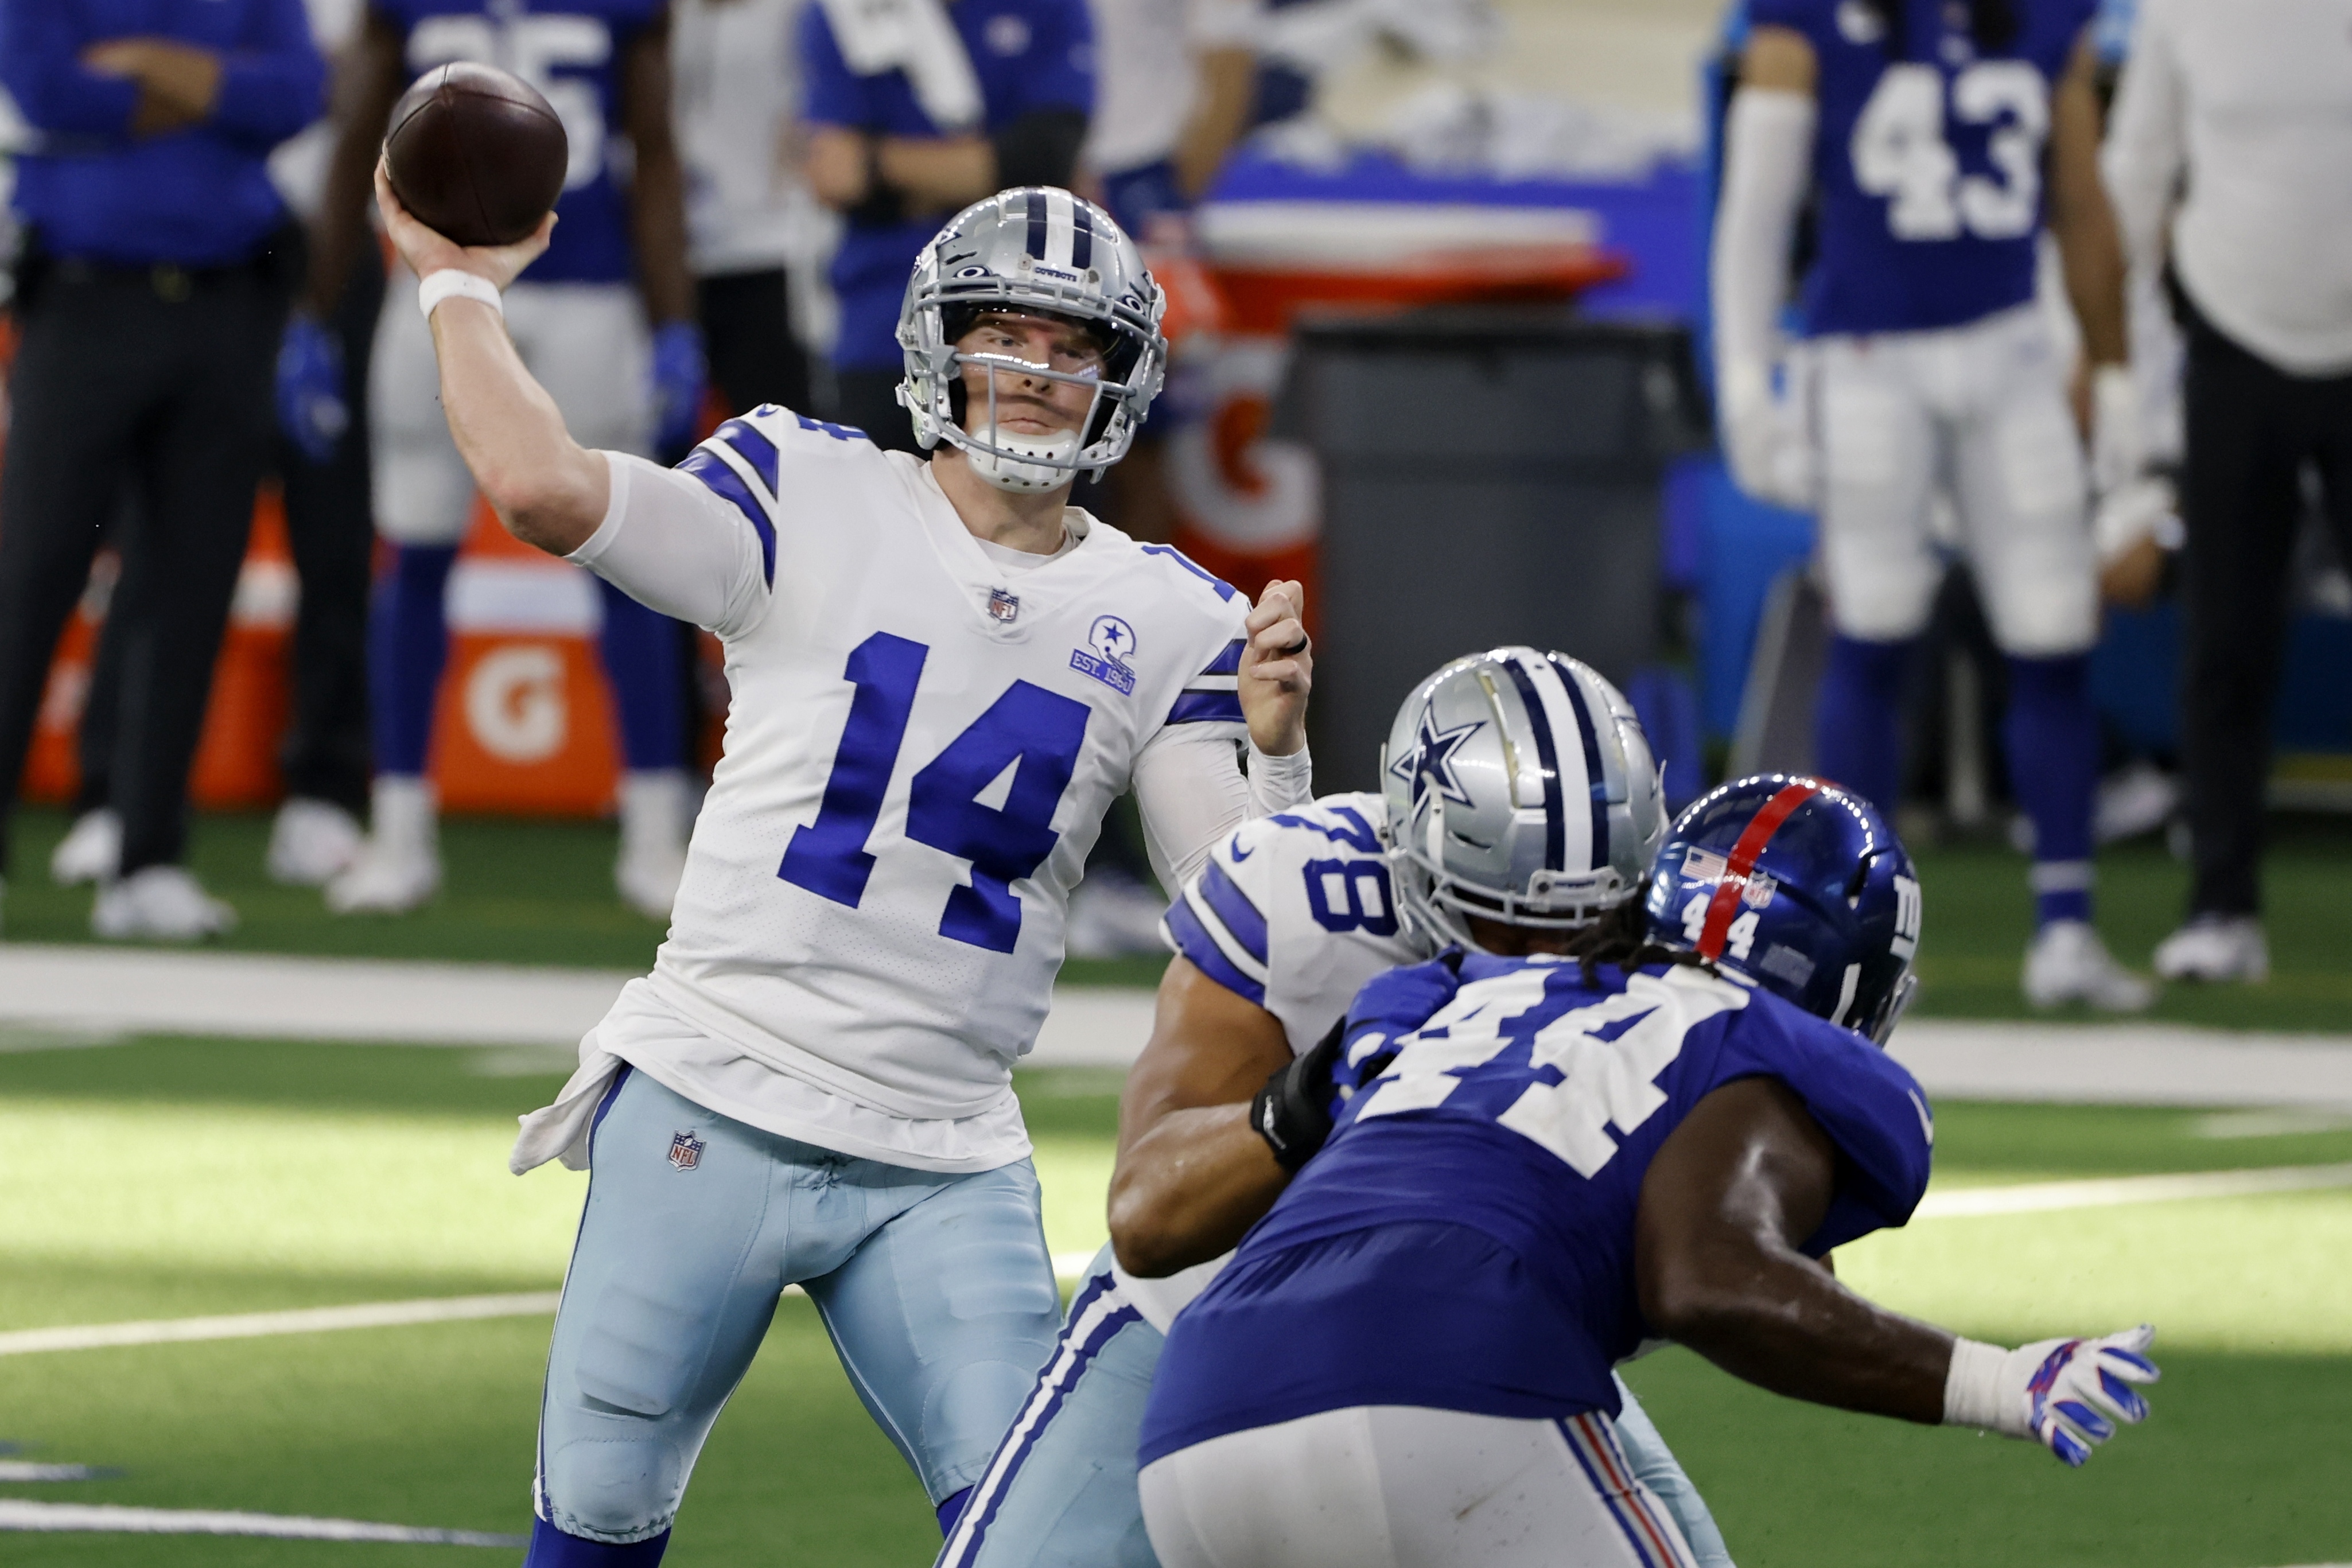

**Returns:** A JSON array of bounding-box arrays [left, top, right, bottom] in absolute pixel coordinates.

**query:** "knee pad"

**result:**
[[539, 1427, 687, 1544]]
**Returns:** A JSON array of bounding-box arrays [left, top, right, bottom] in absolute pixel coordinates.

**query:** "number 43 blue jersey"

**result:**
[[1755, 0, 2097, 336], [1142, 951, 1935, 1461]]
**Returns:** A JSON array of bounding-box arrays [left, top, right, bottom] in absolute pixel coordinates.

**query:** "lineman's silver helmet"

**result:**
[[896, 186, 1168, 493], [1382, 648, 1668, 950]]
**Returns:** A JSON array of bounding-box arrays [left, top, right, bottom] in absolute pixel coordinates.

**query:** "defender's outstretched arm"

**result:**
[[1635, 1077, 2158, 1465]]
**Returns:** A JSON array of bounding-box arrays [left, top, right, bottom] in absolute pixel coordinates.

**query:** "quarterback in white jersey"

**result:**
[[939, 649, 1735, 1568], [372, 170, 1315, 1566]]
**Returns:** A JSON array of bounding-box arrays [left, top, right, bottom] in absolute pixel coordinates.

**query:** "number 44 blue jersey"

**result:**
[[1142, 950, 1935, 1464], [1755, 0, 2097, 335]]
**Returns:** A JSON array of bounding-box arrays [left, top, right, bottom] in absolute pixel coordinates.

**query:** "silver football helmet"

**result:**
[[896, 186, 1168, 493], [1382, 648, 1668, 950]]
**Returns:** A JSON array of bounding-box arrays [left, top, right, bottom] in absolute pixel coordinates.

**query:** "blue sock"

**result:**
[[596, 579, 683, 772], [1814, 634, 1914, 815], [936, 1487, 973, 1538], [367, 543, 458, 777], [2003, 652, 2098, 927], [523, 1518, 670, 1566]]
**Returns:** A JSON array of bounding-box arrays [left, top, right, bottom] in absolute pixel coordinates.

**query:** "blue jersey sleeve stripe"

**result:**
[[715, 418, 780, 496], [1165, 897, 1268, 1006], [1197, 858, 1269, 966], [1166, 690, 1245, 726], [1196, 638, 1245, 678], [677, 448, 776, 588]]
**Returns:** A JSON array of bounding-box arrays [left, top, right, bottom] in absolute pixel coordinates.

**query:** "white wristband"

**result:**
[[1246, 738, 1314, 811], [418, 269, 504, 322], [1942, 1336, 2026, 1435]]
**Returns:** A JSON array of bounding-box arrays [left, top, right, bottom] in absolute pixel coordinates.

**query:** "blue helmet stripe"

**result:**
[[1549, 654, 1612, 872], [1070, 199, 1094, 271], [1025, 189, 1049, 259], [1500, 656, 1565, 873]]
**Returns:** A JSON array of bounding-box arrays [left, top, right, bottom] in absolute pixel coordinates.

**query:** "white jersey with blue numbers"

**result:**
[[1117, 791, 1430, 1330], [515, 408, 1281, 1176], [1753, 0, 2097, 336]]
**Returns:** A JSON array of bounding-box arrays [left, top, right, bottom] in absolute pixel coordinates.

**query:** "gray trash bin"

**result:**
[[1278, 308, 1706, 792]]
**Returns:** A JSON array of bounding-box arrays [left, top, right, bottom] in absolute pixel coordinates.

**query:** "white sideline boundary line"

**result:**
[[0, 1501, 524, 1546], [1915, 1162, 2352, 1219], [0, 1293, 562, 1358], [0, 1258, 1106, 1359]]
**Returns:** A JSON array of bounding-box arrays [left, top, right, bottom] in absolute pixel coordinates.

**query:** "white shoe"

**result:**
[[2153, 915, 2269, 983], [49, 808, 121, 885], [266, 797, 364, 886], [326, 777, 441, 915], [614, 770, 692, 920], [92, 866, 238, 942], [2023, 920, 2156, 1012], [1065, 870, 1171, 959]]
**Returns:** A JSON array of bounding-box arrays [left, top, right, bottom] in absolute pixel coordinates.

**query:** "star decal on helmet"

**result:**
[[1390, 713, 1483, 809]]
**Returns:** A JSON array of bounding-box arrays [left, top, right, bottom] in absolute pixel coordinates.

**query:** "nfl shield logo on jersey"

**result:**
[[668, 1131, 705, 1171], [987, 587, 1021, 625]]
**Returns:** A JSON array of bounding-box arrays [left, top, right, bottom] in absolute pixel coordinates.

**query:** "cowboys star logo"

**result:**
[[1387, 711, 1483, 810]]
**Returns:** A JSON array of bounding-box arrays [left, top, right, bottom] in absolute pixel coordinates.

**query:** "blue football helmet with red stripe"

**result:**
[[1642, 774, 1922, 1044]]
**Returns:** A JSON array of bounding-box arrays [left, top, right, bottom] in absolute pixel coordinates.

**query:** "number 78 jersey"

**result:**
[[1754, 0, 2096, 336], [644, 412, 1251, 1130]]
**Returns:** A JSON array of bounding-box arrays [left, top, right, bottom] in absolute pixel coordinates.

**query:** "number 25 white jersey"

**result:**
[[621, 408, 1253, 1147], [1120, 791, 1435, 1329]]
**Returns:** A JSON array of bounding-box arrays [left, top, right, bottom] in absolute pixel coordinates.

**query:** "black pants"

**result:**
[[75, 247, 383, 820], [829, 365, 926, 456], [2178, 294, 2352, 916], [0, 261, 285, 877], [698, 267, 810, 419]]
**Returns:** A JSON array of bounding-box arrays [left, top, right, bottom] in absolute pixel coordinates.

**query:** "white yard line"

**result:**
[[0, 1501, 524, 1545], [1, 1259, 1107, 1360], [0, 1293, 562, 1358], [1916, 1162, 2352, 1219], [0, 1464, 114, 1483]]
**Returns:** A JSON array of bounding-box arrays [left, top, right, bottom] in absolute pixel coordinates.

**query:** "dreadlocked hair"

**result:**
[[1859, 0, 2018, 59], [1549, 900, 1714, 988]]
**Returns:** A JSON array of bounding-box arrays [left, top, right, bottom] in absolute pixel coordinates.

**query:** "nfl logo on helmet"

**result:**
[[668, 1131, 705, 1171]]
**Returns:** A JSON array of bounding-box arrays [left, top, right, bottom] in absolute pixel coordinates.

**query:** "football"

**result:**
[[382, 62, 569, 248]]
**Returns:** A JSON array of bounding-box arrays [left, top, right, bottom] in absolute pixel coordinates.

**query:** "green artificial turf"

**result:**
[[4, 1036, 2352, 1564]]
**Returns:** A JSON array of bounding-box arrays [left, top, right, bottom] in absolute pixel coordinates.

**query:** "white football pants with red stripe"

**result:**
[[1140, 1403, 1700, 1568]]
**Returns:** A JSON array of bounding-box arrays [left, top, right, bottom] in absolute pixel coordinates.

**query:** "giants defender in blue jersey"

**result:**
[[1711, 0, 2154, 1011], [1138, 778, 2162, 1568], [294, 0, 707, 919], [935, 650, 1735, 1568]]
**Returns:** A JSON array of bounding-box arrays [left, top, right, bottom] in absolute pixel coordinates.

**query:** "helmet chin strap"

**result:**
[[962, 362, 1086, 493], [967, 427, 1080, 493]]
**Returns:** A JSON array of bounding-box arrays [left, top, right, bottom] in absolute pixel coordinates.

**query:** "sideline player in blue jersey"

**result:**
[[295, 0, 709, 919], [1711, 0, 2154, 1011], [935, 649, 1736, 1568], [1137, 776, 2161, 1567]]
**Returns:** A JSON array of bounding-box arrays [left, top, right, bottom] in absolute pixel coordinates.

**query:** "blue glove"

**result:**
[[277, 314, 348, 464], [651, 321, 708, 454], [1945, 1325, 2160, 1466]]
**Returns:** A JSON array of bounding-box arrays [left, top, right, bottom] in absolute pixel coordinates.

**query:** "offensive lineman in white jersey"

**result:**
[[938, 648, 1735, 1568], [371, 168, 1316, 1566]]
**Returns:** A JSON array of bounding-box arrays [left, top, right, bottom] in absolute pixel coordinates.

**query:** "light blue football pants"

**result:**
[[534, 1069, 1064, 1545], [936, 1245, 1736, 1568]]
